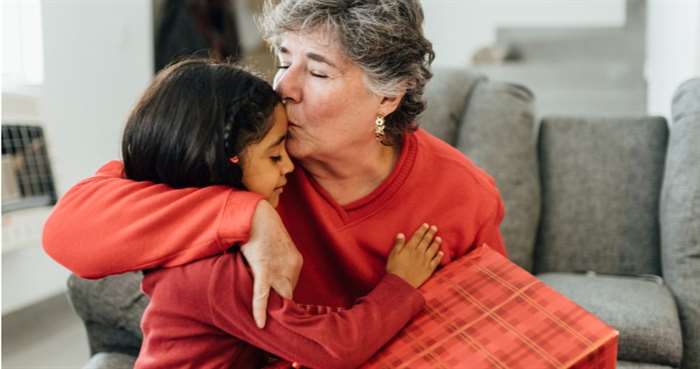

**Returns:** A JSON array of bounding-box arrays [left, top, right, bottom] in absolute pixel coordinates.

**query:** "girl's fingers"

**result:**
[[418, 225, 438, 251], [390, 233, 406, 255], [426, 236, 442, 258], [430, 251, 445, 269], [408, 224, 429, 249]]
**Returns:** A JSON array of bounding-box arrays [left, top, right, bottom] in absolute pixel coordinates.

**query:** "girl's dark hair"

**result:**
[[122, 58, 280, 189]]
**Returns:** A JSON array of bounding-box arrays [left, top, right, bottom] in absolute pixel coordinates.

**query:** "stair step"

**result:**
[[475, 0, 647, 117], [496, 28, 643, 63], [473, 61, 645, 91]]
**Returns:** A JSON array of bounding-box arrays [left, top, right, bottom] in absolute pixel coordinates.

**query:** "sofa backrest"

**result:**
[[535, 116, 668, 275], [661, 78, 700, 369], [419, 67, 485, 145], [420, 68, 541, 271]]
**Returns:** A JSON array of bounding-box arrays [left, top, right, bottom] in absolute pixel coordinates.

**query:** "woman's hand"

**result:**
[[240, 201, 303, 328], [386, 224, 444, 288]]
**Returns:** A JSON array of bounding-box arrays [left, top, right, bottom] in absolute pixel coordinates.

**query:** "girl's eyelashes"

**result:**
[[270, 155, 283, 162], [276, 64, 290, 70]]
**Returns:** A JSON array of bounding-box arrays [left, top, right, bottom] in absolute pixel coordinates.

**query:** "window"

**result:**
[[3, 0, 44, 92], [2, 1, 55, 212]]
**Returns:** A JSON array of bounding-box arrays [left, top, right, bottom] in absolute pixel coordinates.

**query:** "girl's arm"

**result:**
[[42, 161, 263, 278], [208, 253, 425, 369]]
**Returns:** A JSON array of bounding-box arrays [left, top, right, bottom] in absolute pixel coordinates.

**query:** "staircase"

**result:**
[[473, 0, 647, 118]]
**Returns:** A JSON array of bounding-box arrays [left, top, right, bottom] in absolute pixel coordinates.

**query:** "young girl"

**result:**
[[121, 59, 444, 369]]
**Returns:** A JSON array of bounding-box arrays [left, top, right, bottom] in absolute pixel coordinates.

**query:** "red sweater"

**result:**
[[136, 252, 424, 369], [44, 129, 505, 286], [278, 130, 506, 307], [43, 128, 506, 363]]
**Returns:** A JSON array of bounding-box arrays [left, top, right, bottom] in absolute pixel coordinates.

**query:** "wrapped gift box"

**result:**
[[362, 245, 619, 369]]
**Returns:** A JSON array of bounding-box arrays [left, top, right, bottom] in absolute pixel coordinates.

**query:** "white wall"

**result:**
[[2, 93, 42, 123], [423, 0, 626, 68], [646, 0, 700, 119], [42, 0, 153, 196], [2, 207, 65, 313], [2, 0, 153, 315], [235, 0, 265, 52]]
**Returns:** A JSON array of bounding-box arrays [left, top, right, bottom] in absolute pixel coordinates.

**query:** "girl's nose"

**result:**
[[281, 151, 294, 175]]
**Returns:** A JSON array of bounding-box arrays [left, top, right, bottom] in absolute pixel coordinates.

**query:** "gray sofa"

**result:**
[[66, 69, 700, 369]]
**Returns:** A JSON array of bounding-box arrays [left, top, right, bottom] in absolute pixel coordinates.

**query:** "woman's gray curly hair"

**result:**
[[261, 0, 435, 146]]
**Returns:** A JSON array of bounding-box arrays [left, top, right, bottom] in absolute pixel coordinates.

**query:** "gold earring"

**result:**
[[375, 115, 385, 141]]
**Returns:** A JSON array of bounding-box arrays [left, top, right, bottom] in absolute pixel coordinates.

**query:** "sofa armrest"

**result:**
[[660, 78, 700, 369], [67, 273, 147, 357]]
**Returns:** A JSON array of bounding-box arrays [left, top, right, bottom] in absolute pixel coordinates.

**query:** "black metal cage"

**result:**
[[2, 124, 57, 212]]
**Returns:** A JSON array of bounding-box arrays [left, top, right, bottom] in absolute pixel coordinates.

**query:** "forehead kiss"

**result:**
[[270, 30, 390, 162]]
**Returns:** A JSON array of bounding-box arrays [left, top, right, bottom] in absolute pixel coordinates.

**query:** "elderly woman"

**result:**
[[44, 0, 505, 337]]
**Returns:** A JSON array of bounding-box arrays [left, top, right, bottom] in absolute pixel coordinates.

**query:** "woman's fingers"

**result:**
[[251, 275, 271, 329], [240, 201, 303, 329]]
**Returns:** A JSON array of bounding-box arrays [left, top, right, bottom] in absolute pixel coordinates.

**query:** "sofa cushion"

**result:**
[[84, 352, 136, 369], [616, 361, 675, 369], [68, 272, 147, 354], [661, 77, 700, 369], [536, 116, 668, 275], [419, 67, 485, 145], [457, 79, 540, 271], [538, 273, 683, 367]]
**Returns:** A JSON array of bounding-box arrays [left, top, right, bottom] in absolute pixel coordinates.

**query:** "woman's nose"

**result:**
[[274, 67, 302, 104]]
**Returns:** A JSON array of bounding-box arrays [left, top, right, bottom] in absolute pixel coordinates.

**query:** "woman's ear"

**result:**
[[378, 93, 405, 117]]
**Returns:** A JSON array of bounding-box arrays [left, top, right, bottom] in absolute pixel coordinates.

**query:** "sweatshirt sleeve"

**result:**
[[209, 253, 425, 369], [42, 161, 263, 279], [473, 193, 508, 257]]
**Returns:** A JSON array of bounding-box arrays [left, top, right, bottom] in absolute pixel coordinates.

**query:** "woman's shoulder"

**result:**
[[412, 129, 500, 200]]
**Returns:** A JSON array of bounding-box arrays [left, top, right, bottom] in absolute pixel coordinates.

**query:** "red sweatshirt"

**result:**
[[278, 130, 506, 307], [136, 251, 424, 369], [43, 129, 505, 286], [42, 128, 506, 363]]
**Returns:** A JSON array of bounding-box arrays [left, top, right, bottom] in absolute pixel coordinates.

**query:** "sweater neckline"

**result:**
[[301, 131, 418, 225]]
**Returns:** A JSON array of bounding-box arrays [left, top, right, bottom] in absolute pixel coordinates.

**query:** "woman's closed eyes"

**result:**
[[276, 64, 329, 79]]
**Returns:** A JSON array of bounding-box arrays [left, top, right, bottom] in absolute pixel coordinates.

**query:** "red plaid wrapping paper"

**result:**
[[361, 245, 619, 369]]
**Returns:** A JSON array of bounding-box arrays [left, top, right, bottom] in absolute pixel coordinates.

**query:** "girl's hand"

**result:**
[[386, 224, 444, 288]]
